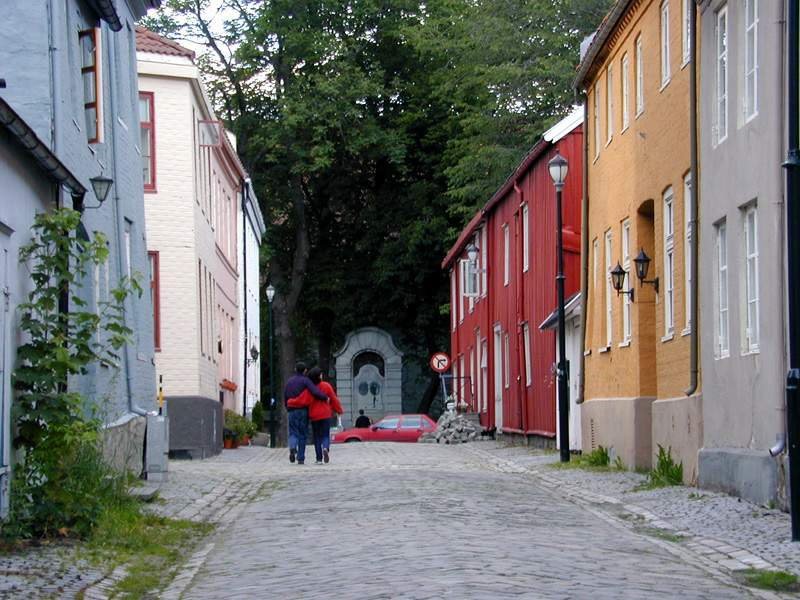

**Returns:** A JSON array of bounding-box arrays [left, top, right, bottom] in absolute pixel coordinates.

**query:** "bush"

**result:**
[[224, 409, 256, 439], [251, 400, 265, 432], [642, 445, 683, 488], [584, 445, 611, 467]]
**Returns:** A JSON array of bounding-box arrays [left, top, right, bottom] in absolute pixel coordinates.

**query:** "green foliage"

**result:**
[[5, 208, 141, 539], [736, 569, 800, 592], [251, 400, 265, 432], [584, 446, 610, 467], [638, 445, 684, 490], [224, 409, 256, 440], [613, 456, 626, 471]]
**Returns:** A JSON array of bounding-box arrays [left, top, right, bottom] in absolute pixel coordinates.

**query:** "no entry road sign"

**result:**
[[430, 352, 451, 373]]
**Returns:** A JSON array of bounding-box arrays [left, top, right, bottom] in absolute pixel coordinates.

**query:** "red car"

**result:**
[[331, 414, 437, 443]]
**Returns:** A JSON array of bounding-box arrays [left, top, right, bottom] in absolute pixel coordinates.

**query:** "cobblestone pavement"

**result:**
[[150, 443, 776, 599]]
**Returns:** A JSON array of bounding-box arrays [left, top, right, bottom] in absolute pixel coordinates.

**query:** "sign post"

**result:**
[[430, 352, 451, 411]]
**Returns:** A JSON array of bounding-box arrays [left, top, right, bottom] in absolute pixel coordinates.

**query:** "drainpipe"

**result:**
[[577, 101, 589, 404], [48, 0, 64, 209], [685, 1, 700, 397], [107, 30, 151, 418], [514, 182, 528, 434], [242, 177, 248, 417], [783, 0, 800, 541]]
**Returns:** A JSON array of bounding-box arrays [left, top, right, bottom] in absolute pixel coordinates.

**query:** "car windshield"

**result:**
[[375, 418, 399, 430], [400, 416, 422, 429]]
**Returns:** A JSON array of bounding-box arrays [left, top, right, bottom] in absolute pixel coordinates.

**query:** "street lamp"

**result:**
[[82, 174, 114, 210], [633, 248, 660, 293], [466, 242, 479, 265], [266, 284, 277, 448], [610, 262, 635, 301], [548, 152, 570, 463]]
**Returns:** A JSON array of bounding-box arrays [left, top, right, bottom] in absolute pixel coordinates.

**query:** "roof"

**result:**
[[573, 0, 634, 92], [0, 97, 85, 198], [136, 27, 195, 59], [89, 0, 161, 31], [441, 109, 583, 269], [538, 293, 582, 331]]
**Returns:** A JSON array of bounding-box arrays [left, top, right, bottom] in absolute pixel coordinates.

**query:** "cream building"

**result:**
[[137, 28, 246, 457]]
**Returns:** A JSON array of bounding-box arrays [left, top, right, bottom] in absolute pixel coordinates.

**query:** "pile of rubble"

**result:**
[[419, 412, 481, 444]]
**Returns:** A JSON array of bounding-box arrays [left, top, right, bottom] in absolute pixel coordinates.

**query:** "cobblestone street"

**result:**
[[144, 442, 783, 600]]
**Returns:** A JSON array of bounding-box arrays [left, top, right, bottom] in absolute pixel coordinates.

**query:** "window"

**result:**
[[148, 251, 161, 350], [79, 28, 102, 143], [450, 270, 457, 331], [684, 174, 693, 330], [124, 220, 132, 279], [198, 260, 204, 355], [715, 5, 729, 144], [523, 323, 532, 386], [475, 331, 482, 410], [606, 66, 614, 143], [139, 93, 156, 192], [715, 221, 729, 357], [744, 0, 758, 120], [593, 238, 599, 289], [522, 204, 529, 272], [661, 1, 671, 86], [604, 230, 613, 348], [743, 203, 759, 352], [376, 418, 400, 430], [663, 188, 675, 336], [460, 259, 479, 298], [480, 339, 488, 412], [459, 354, 466, 401], [621, 220, 632, 343], [401, 416, 422, 429], [503, 333, 510, 389], [621, 53, 630, 130], [635, 35, 644, 115], [503, 224, 510, 286], [682, 0, 691, 65], [593, 83, 601, 158], [480, 227, 488, 296], [469, 348, 476, 409]]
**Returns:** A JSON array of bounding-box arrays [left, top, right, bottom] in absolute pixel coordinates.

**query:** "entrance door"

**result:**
[[568, 317, 582, 451], [493, 326, 503, 432], [0, 236, 10, 518]]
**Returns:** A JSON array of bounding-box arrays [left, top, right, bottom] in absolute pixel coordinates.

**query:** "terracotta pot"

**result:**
[[223, 438, 234, 449], [241, 436, 250, 446]]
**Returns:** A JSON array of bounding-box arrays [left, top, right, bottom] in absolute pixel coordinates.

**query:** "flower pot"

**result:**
[[241, 435, 250, 446], [224, 438, 234, 449]]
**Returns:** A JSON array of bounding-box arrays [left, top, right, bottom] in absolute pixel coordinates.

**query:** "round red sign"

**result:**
[[430, 352, 451, 373]]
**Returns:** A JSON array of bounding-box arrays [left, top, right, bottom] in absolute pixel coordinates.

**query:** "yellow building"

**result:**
[[575, 0, 701, 480]]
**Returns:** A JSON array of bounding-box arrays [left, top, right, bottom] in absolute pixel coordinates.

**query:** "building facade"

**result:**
[[576, 0, 701, 479], [443, 110, 583, 443], [137, 28, 246, 457], [0, 0, 162, 501], [696, 0, 787, 504]]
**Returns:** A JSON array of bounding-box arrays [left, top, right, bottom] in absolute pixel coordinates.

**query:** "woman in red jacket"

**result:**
[[287, 367, 343, 463]]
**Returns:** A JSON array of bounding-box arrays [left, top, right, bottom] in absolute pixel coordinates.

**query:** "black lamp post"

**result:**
[[266, 284, 276, 448], [633, 248, 660, 293], [610, 263, 634, 301], [548, 152, 570, 463]]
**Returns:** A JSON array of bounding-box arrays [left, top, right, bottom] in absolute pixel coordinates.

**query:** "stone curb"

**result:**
[[465, 446, 786, 599]]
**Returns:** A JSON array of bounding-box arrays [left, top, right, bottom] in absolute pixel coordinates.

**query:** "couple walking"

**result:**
[[283, 362, 343, 465]]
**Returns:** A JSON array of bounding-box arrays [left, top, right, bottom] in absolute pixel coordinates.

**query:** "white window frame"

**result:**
[[681, 0, 691, 66], [503, 223, 510, 286], [469, 348, 476, 409], [744, 0, 758, 121], [480, 338, 488, 412], [593, 83, 601, 159], [606, 66, 614, 144], [460, 259, 479, 299], [523, 323, 532, 387], [715, 221, 730, 358], [621, 53, 630, 131], [715, 5, 729, 144], [480, 226, 488, 297], [475, 331, 482, 411], [683, 173, 693, 332], [522, 204, 529, 272], [663, 188, 675, 337], [743, 203, 759, 353], [661, 1, 671, 87], [503, 332, 510, 389], [621, 220, 632, 344], [604, 230, 613, 349], [450, 269, 457, 331], [635, 35, 644, 115], [593, 238, 599, 290]]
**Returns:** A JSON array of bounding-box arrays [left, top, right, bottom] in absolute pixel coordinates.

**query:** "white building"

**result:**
[[137, 28, 247, 457], [239, 179, 265, 418]]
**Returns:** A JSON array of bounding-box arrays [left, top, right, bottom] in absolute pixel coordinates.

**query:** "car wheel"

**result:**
[[345, 438, 361, 443]]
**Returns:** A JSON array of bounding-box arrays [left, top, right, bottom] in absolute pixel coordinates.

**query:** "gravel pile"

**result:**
[[419, 413, 481, 444]]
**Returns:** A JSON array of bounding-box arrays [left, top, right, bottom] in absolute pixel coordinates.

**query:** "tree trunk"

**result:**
[[416, 372, 442, 415]]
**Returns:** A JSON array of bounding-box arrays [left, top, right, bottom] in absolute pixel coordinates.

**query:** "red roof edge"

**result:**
[[135, 26, 196, 60]]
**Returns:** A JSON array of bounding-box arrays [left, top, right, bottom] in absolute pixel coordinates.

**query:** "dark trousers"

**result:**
[[311, 418, 331, 462], [288, 409, 309, 462]]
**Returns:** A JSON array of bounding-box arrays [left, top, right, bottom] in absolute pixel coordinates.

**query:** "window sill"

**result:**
[[659, 78, 671, 93], [745, 111, 759, 125], [661, 332, 675, 343], [681, 327, 692, 337], [680, 58, 690, 70], [605, 137, 613, 148], [635, 108, 644, 120], [621, 124, 629, 135], [618, 340, 631, 348], [583, 349, 592, 357], [597, 345, 611, 354], [742, 348, 760, 357]]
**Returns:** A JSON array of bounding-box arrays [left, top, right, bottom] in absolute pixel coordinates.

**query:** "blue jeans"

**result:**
[[288, 409, 308, 462], [311, 418, 331, 462]]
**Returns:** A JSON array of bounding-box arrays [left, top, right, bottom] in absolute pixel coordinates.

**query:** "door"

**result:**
[[0, 236, 10, 518], [370, 416, 400, 441], [398, 415, 423, 442], [493, 325, 503, 431], [568, 317, 582, 451]]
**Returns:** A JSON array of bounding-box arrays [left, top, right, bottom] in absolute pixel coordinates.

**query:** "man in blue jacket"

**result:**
[[284, 361, 327, 464]]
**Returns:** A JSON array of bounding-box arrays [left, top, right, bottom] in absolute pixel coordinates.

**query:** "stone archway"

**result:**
[[334, 328, 403, 427]]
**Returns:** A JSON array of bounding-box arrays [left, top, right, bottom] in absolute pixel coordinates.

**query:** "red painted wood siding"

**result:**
[[448, 126, 583, 436]]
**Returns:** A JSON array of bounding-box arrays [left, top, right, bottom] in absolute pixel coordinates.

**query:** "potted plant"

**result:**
[[223, 428, 237, 449]]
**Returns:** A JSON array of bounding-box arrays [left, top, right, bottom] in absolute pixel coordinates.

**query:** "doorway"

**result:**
[[493, 325, 503, 431]]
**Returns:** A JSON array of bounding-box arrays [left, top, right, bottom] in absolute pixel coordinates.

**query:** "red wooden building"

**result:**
[[442, 109, 583, 441]]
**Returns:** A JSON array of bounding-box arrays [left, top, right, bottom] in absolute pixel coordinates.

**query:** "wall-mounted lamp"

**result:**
[[245, 344, 259, 366], [610, 262, 634, 302], [465, 242, 479, 265], [82, 175, 114, 210], [633, 248, 659, 293]]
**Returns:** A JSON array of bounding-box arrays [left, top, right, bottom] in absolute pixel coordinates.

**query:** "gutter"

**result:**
[[685, 1, 700, 396], [242, 177, 249, 416], [577, 101, 590, 404]]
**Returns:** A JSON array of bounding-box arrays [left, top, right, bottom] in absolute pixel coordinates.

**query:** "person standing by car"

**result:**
[[283, 362, 327, 464], [288, 367, 343, 464], [355, 409, 371, 428]]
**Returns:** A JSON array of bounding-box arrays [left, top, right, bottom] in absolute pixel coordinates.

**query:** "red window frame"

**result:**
[[139, 92, 156, 192], [148, 251, 161, 351], [79, 28, 101, 143]]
